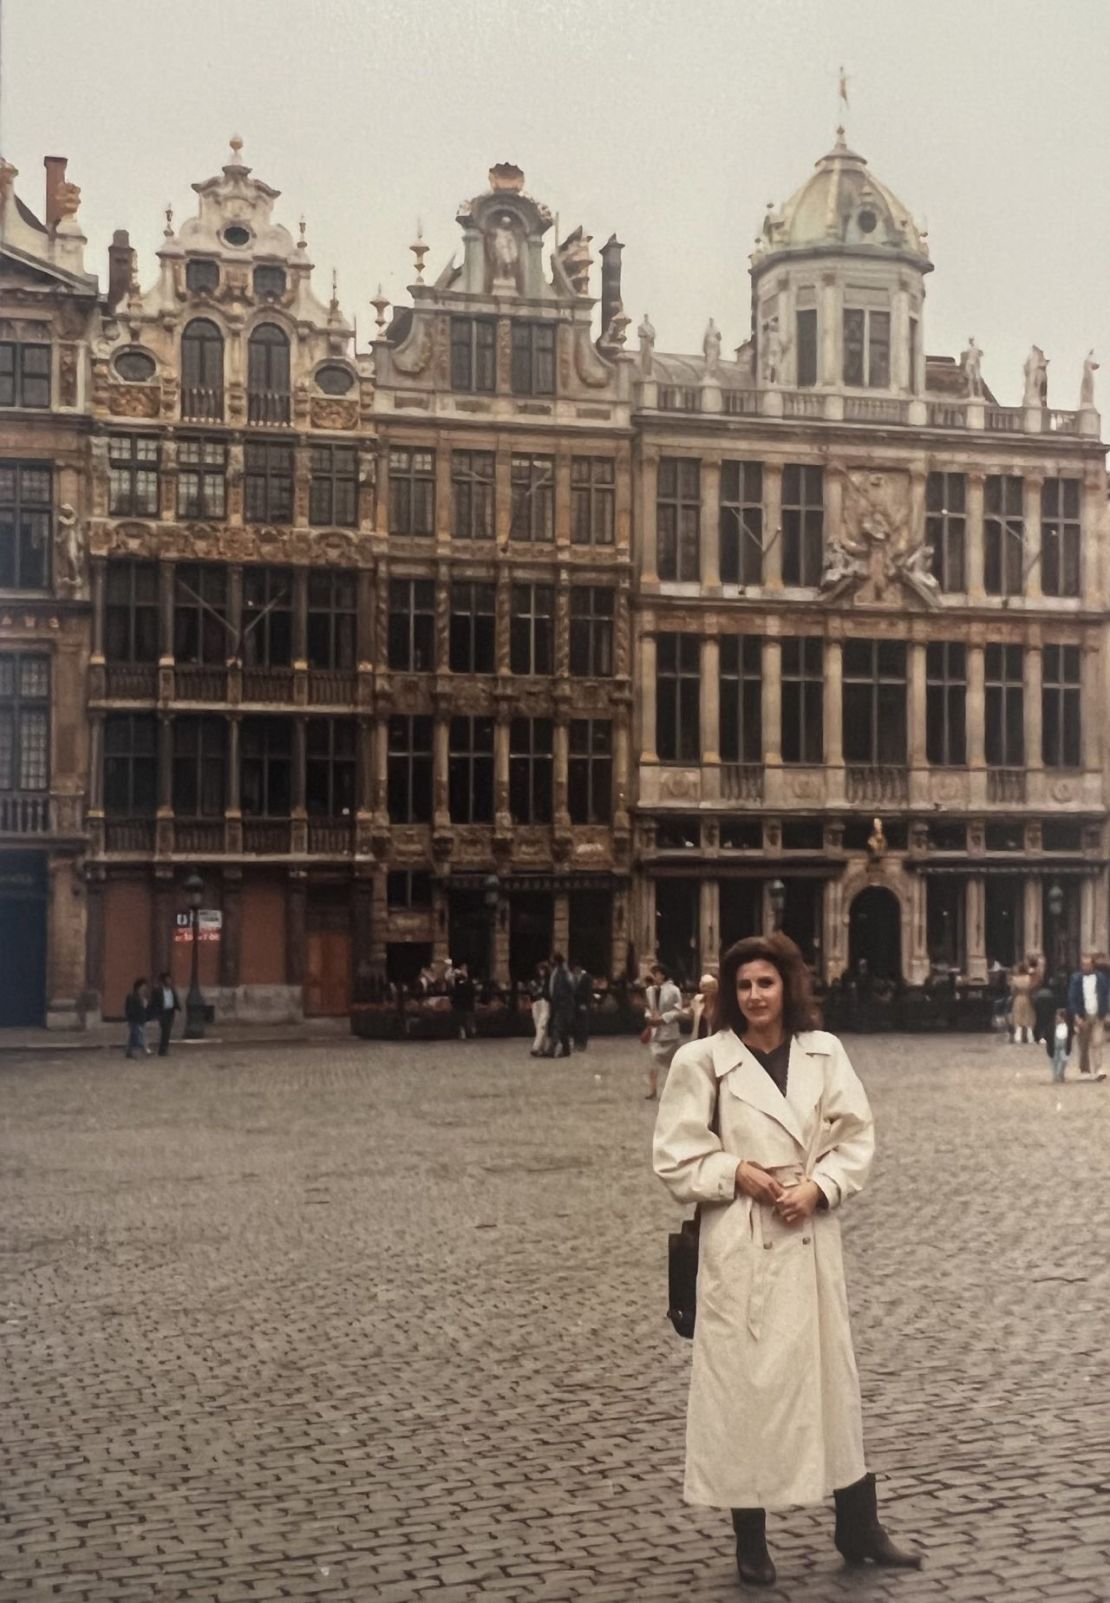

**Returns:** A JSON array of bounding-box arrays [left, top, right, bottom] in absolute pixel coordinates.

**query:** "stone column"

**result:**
[[699, 879, 720, 973], [763, 464, 783, 592], [639, 449, 659, 584], [91, 558, 107, 656], [613, 705, 631, 833], [1023, 474, 1043, 601], [700, 636, 720, 767], [908, 641, 928, 768], [966, 875, 988, 983], [909, 869, 929, 984], [292, 567, 309, 664], [1024, 644, 1043, 771], [966, 472, 986, 602], [553, 891, 570, 960], [762, 637, 782, 766], [433, 716, 450, 829], [553, 714, 570, 828], [434, 448, 453, 543], [226, 714, 242, 853], [824, 638, 842, 766], [1082, 469, 1104, 607], [1081, 875, 1098, 955], [495, 443, 512, 546], [1024, 876, 1044, 961], [88, 712, 105, 811], [357, 568, 374, 666], [554, 449, 572, 549], [819, 272, 838, 386], [639, 631, 658, 763], [892, 287, 910, 392], [494, 713, 511, 823], [292, 716, 307, 814], [1084, 641, 1102, 772], [159, 560, 175, 663], [157, 714, 174, 852], [967, 644, 986, 767], [638, 873, 657, 970], [701, 457, 721, 591], [373, 717, 390, 814]]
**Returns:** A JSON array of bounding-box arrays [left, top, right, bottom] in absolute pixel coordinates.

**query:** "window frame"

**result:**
[[1041, 477, 1081, 598], [177, 437, 228, 521], [509, 716, 553, 824], [510, 454, 555, 542], [449, 580, 496, 674], [984, 474, 1025, 597], [657, 457, 701, 582], [104, 711, 158, 816], [450, 317, 496, 393], [1042, 643, 1081, 769], [720, 461, 764, 585], [568, 718, 612, 825], [247, 322, 291, 424], [509, 583, 553, 676], [387, 713, 433, 823], [842, 306, 891, 388], [105, 558, 159, 664], [780, 636, 824, 764], [240, 715, 293, 818], [180, 318, 224, 421], [242, 565, 293, 669], [172, 714, 227, 818], [656, 632, 700, 764], [926, 471, 966, 593], [719, 634, 763, 763], [925, 641, 967, 767], [0, 461, 52, 591], [309, 444, 358, 528], [451, 450, 495, 540], [108, 435, 161, 519], [244, 439, 294, 523], [984, 643, 1024, 767], [0, 341, 51, 409], [782, 464, 824, 587], [307, 569, 357, 671], [571, 457, 614, 546], [305, 717, 357, 819], [842, 638, 907, 765], [174, 562, 229, 666], [510, 321, 556, 396], [0, 653, 50, 793], [388, 447, 436, 537], [387, 577, 436, 672], [569, 587, 614, 678], [448, 715, 495, 823]]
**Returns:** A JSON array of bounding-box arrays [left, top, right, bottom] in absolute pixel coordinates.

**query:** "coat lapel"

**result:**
[[712, 1030, 807, 1147]]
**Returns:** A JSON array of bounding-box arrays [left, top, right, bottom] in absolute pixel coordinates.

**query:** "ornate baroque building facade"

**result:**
[[0, 135, 1107, 1024]]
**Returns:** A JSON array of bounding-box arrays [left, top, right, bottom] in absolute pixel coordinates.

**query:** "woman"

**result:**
[[688, 972, 718, 1040], [653, 933, 919, 1586], [643, 962, 684, 1100], [529, 961, 551, 1058], [1009, 961, 1036, 1044]]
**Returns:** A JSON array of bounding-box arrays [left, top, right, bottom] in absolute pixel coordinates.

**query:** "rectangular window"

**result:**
[[309, 445, 358, 528], [449, 581, 495, 674], [241, 716, 292, 817], [245, 440, 294, 523], [450, 317, 496, 394], [984, 643, 1024, 767], [174, 563, 228, 665], [719, 635, 762, 762], [387, 714, 433, 823], [452, 451, 495, 540], [510, 322, 556, 396], [0, 342, 50, 408], [720, 461, 763, 585], [843, 639, 907, 764], [907, 317, 919, 393], [307, 569, 357, 671], [104, 712, 157, 816], [1042, 644, 1081, 768], [657, 458, 701, 581], [305, 718, 357, 818], [569, 587, 614, 677], [177, 438, 227, 520], [0, 654, 50, 792], [926, 471, 966, 592], [984, 475, 1024, 597], [387, 578, 435, 671], [843, 307, 890, 387], [449, 715, 494, 823], [106, 559, 159, 663], [509, 583, 553, 675], [656, 633, 700, 764], [389, 448, 435, 536], [387, 869, 433, 908], [242, 566, 293, 668], [925, 642, 967, 766], [172, 715, 226, 817], [781, 637, 824, 763], [510, 454, 555, 541], [795, 309, 817, 387], [1041, 478, 1081, 598], [782, 464, 823, 586], [568, 719, 612, 824], [571, 457, 614, 545], [509, 717, 553, 823], [0, 462, 51, 589], [109, 436, 160, 518]]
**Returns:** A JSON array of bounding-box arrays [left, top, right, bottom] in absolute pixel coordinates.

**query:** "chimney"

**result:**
[[600, 234, 624, 332], [107, 230, 134, 310], [44, 155, 68, 232]]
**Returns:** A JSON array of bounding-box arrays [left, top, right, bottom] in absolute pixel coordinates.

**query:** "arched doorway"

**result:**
[[848, 885, 902, 981]]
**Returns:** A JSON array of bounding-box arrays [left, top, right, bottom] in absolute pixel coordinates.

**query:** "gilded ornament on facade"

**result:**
[[309, 397, 358, 429], [107, 383, 160, 418]]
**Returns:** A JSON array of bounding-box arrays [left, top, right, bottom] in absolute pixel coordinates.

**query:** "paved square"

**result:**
[[3, 1031, 1110, 1602]]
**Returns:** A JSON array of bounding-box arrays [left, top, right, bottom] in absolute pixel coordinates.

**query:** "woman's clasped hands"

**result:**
[[735, 1161, 821, 1225]]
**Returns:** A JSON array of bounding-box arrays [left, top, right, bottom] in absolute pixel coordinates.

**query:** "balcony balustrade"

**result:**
[[175, 664, 229, 702], [181, 386, 223, 422], [0, 791, 50, 834], [844, 395, 908, 425], [846, 765, 909, 805], [247, 388, 291, 425], [721, 763, 764, 802], [105, 663, 158, 700], [105, 819, 156, 852], [242, 666, 295, 704], [986, 768, 1027, 803], [986, 406, 1023, 433], [174, 819, 225, 854], [308, 818, 355, 854], [308, 669, 357, 707], [243, 818, 291, 854]]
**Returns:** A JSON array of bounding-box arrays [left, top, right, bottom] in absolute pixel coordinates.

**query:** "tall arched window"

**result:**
[[181, 319, 224, 420], [248, 323, 291, 424]]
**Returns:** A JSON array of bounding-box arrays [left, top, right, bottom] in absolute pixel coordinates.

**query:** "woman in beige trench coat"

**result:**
[[653, 933, 920, 1587]]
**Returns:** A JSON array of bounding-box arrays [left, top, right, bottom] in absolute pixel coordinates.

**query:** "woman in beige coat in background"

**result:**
[[653, 933, 920, 1587]]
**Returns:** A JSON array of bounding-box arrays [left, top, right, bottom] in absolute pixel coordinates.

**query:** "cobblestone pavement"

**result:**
[[3, 1031, 1110, 1603]]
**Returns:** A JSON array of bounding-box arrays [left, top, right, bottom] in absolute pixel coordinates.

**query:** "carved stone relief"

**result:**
[[310, 397, 358, 430], [107, 383, 160, 418]]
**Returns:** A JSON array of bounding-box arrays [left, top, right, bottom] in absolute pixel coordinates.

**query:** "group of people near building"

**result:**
[[122, 975, 181, 1058], [527, 957, 596, 1057], [1007, 952, 1110, 1081]]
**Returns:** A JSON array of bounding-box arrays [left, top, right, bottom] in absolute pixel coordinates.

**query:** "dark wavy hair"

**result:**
[[716, 932, 821, 1038]]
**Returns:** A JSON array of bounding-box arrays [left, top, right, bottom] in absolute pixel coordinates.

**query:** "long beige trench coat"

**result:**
[[653, 1028, 875, 1510]]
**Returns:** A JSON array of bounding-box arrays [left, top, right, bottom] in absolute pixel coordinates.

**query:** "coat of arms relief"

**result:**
[[820, 467, 940, 608]]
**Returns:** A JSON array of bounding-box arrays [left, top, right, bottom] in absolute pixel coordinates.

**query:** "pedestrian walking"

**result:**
[[652, 932, 920, 1586], [451, 962, 477, 1040], [150, 971, 180, 1057], [572, 962, 593, 1051], [643, 962, 683, 1100], [1032, 971, 1057, 1047], [1049, 1008, 1073, 1083], [1067, 953, 1109, 1079], [544, 952, 576, 1058], [528, 960, 551, 1057], [124, 979, 151, 1059], [688, 972, 718, 1040], [1009, 962, 1036, 1043]]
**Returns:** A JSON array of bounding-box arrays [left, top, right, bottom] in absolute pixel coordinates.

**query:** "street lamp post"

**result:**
[[183, 870, 206, 1039], [482, 873, 500, 986], [769, 878, 786, 934]]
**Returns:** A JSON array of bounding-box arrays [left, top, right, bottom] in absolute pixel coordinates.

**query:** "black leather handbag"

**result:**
[[666, 1085, 720, 1340]]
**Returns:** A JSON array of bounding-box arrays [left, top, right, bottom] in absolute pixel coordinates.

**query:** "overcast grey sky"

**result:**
[[4, 0, 1108, 408]]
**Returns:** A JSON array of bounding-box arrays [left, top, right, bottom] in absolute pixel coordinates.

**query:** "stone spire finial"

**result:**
[[228, 135, 246, 165], [298, 216, 307, 251], [410, 220, 429, 282], [371, 284, 390, 334], [163, 202, 174, 238]]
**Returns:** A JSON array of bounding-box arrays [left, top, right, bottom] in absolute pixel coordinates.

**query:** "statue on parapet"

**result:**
[[702, 317, 722, 374], [1022, 344, 1048, 407], [637, 312, 656, 376], [960, 336, 983, 398], [1080, 349, 1099, 408]]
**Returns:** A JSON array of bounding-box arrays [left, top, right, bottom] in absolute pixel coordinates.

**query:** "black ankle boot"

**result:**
[[834, 1472, 921, 1569], [730, 1507, 776, 1587]]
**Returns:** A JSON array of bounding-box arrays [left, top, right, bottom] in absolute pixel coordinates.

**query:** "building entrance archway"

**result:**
[[848, 885, 902, 981]]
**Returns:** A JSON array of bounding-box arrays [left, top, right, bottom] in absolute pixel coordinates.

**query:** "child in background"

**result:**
[[1050, 1008, 1073, 1083]]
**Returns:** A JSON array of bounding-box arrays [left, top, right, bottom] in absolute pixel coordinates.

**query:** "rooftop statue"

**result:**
[[637, 312, 656, 376], [1080, 349, 1099, 408], [702, 317, 721, 374], [960, 336, 983, 398], [1022, 344, 1048, 408]]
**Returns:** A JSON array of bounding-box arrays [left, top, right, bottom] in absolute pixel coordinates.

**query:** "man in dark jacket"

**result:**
[[1066, 955, 1110, 1079], [451, 963, 477, 1040], [572, 962, 593, 1051], [544, 953, 576, 1058], [149, 971, 180, 1057]]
